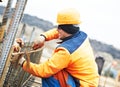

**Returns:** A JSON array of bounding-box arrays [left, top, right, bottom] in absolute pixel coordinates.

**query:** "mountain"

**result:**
[[22, 14, 54, 31], [90, 39, 120, 59], [0, 6, 54, 31], [0, 6, 120, 59]]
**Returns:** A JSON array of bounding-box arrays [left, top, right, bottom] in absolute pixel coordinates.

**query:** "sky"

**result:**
[[0, 0, 120, 49]]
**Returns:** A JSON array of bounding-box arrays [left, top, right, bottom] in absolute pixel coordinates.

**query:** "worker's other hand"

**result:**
[[16, 38, 24, 47], [13, 38, 24, 52], [18, 57, 26, 66], [32, 35, 45, 50], [11, 54, 25, 66]]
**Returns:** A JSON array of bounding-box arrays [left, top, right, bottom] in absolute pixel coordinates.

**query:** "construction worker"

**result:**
[[13, 8, 99, 87]]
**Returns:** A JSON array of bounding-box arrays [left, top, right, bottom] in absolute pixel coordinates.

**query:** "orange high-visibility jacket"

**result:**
[[23, 28, 99, 87]]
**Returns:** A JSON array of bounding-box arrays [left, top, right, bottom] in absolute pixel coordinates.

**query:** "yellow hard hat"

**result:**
[[57, 8, 81, 25]]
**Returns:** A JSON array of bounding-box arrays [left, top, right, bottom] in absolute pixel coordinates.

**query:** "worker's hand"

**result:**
[[32, 35, 45, 50], [13, 38, 24, 52], [11, 51, 30, 67], [18, 57, 26, 66], [16, 38, 24, 47], [11, 54, 26, 66]]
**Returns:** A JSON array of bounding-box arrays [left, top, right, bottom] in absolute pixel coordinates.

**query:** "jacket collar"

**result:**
[[60, 31, 80, 43]]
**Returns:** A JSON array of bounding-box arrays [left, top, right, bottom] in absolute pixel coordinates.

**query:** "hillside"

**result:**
[[90, 39, 120, 59], [0, 6, 54, 31], [0, 6, 120, 59]]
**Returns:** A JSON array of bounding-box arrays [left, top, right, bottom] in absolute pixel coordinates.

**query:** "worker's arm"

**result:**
[[13, 28, 59, 50], [22, 47, 70, 78], [41, 28, 59, 41], [32, 28, 59, 50]]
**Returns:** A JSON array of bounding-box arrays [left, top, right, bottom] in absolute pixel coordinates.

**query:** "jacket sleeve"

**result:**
[[22, 47, 70, 78], [42, 28, 59, 41]]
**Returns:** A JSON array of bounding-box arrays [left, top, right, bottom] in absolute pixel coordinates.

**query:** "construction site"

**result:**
[[0, 0, 120, 87]]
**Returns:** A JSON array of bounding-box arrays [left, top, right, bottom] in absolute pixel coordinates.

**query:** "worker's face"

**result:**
[[57, 29, 71, 40]]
